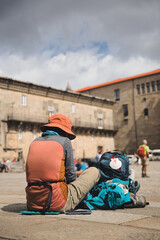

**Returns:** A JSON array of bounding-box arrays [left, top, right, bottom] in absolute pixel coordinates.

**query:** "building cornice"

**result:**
[[75, 68, 160, 92], [0, 77, 114, 108]]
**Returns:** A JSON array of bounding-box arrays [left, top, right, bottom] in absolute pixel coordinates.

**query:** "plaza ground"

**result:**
[[0, 161, 160, 240]]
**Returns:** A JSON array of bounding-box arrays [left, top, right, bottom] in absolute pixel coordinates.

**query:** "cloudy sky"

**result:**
[[0, 0, 160, 90]]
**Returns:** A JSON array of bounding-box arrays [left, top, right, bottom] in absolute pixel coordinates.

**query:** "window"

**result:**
[[124, 119, 128, 125], [97, 146, 103, 151], [151, 81, 155, 92], [18, 129, 22, 139], [136, 85, 140, 94], [157, 80, 160, 91], [48, 106, 54, 112], [123, 104, 128, 117], [141, 84, 145, 94], [22, 95, 27, 106], [144, 108, 149, 116], [115, 89, 120, 101], [98, 113, 103, 129], [98, 113, 103, 119], [146, 82, 150, 93], [71, 104, 75, 113], [48, 106, 54, 117], [98, 119, 103, 129]]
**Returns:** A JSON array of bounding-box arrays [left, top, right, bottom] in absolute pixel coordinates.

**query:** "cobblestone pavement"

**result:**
[[0, 161, 160, 240]]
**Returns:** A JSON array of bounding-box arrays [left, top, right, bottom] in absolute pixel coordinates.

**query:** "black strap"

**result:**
[[27, 180, 63, 187], [43, 182, 53, 213], [27, 180, 64, 213]]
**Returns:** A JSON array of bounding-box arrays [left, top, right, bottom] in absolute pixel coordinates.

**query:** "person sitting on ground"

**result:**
[[137, 139, 150, 178], [75, 158, 87, 177], [0, 160, 9, 173], [26, 114, 100, 213]]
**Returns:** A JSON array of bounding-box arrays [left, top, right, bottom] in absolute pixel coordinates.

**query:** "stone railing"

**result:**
[[7, 113, 48, 124]]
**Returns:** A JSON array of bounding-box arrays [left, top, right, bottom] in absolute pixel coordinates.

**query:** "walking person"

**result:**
[[26, 114, 100, 213], [137, 139, 150, 178]]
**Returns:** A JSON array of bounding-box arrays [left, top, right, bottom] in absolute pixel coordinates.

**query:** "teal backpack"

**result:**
[[84, 179, 131, 210]]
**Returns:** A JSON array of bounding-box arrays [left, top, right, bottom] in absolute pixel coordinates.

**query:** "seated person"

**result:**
[[25, 114, 100, 213], [0, 160, 9, 172], [75, 158, 87, 177]]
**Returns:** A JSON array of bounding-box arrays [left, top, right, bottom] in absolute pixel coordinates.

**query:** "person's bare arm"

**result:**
[[76, 170, 83, 177]]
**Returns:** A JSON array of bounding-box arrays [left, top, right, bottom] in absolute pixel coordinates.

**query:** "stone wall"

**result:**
[[78, 72, 160, 153]]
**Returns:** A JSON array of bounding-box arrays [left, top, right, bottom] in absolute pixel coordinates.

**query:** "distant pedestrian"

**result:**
[[137, 140, 150, 178], [95, 148, 103, 161], [75, 158, 87, 177]]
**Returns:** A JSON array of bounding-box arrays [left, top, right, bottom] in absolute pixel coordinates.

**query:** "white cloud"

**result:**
[[0, 50, 159, 90], [0, 0, 160, 90], [0, 0, 160, 60]]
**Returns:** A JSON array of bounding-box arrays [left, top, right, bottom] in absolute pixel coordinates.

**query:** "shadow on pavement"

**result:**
[[1, 203, 27, 213]]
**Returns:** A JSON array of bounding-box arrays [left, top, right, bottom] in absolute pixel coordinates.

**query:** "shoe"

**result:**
[[142, 173, 150, 178], [135, 195, 147, 207], [144, 174, 150, 178], [124, 193, 147, 208]]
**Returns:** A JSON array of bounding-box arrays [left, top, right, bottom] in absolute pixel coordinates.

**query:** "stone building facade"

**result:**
[[76, 68, 160, 154], [0, 77, 116, 163]]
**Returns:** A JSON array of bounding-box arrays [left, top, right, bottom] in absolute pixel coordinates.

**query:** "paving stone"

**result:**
[[122, 216, 160, 230], [54, 210, 148, 224]]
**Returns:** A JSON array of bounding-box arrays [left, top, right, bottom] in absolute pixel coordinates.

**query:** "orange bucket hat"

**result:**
[[41, 114, 76, 140]]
